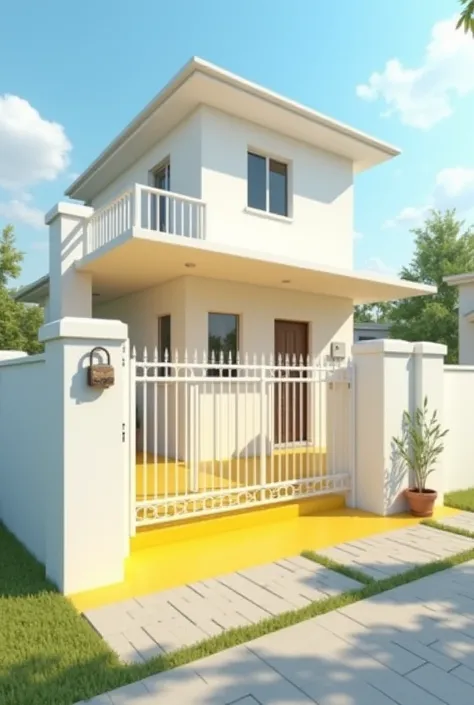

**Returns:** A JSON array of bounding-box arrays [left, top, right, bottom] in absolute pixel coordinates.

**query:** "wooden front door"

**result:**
[[274, 320, 308, 444]]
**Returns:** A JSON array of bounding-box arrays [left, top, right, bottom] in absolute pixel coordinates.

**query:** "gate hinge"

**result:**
[[122, 423, 126, 442]]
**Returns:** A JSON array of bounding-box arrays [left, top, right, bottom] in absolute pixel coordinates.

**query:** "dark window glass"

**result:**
[[247, 152, 266, 211], [208, 313, 239, 377], [358, 336, 375, 341], [269, 159, 288, 216], [158, 315, 171, 375]]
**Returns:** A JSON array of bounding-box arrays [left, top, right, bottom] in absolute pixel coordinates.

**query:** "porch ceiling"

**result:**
[[77, 235, 435, 304]]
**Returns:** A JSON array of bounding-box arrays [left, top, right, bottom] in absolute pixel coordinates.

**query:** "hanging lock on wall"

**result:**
[[87, 346, 115, 389]]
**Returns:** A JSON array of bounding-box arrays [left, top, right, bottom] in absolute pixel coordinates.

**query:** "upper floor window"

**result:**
[[247, 152, 288, 217]]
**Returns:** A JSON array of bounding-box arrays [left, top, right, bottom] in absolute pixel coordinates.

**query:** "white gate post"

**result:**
[[39, 317, 130, 594], [413, 342, 447, 507], [352, 339, 414, 515]]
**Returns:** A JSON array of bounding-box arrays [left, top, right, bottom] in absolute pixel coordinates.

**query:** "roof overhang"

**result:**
[[17, 235, 435, 306], [444, 272, 474, 287], [66, 57, 400, 203], [15, 274, 49, 304]]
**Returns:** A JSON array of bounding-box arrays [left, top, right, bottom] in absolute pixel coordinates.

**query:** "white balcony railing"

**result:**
[[85, 184, 206, 255]]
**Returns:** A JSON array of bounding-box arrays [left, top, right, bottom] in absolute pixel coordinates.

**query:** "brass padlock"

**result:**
[[87, 346, 115, 389]]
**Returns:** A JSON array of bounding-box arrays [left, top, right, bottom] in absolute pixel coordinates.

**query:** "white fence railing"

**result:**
[[85, 184, 206, 255], [132, 350, 354, 528]]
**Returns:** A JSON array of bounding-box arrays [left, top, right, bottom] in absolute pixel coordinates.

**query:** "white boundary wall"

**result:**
[[0, 352, 49, 562], [444, 365, 474, 492]]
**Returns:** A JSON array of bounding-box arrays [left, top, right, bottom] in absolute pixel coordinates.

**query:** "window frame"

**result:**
[[247, 150, 290, 217], [207, 312, 240, 378], [157, 314, 172, 375]]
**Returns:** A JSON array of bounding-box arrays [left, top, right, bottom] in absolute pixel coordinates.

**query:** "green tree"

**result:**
[[390, 210, 474, 363], [0, 224, 43, 354], [457, 0, 474, 37], [354, 301, 394, 324]]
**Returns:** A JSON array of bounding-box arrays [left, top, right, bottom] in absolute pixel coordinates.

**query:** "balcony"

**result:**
[[85, 184, 206, 255]]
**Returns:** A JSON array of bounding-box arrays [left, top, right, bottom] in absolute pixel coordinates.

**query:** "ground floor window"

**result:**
[[158, 314, 171, 374], [208, 313, 239, 376]]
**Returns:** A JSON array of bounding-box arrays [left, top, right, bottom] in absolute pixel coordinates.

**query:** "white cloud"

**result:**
[[384, 166, 474, 229], [0, 198, 44, 229], [383, 205, 431, 229], [356, 16, 474, 128], [364, 257, 396, 276], [0, 94, 71, 190]]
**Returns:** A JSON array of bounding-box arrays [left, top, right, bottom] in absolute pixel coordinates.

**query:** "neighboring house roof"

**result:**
[[444, 273, 474, 287], [354, 322, 392, 331], [15, 274, 49, 304], [66, 57, 400, 204]]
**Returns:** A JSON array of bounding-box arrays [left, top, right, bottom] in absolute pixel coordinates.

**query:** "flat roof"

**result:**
[[66, 57, 400, 203], [16, 236, 435, 307]]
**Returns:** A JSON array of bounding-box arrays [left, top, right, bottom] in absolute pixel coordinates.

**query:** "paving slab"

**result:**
[[315, 524, 474, 579], [77, 559, 474, 705], [436, 510, 474, 533], [83, 556, 361, 663]]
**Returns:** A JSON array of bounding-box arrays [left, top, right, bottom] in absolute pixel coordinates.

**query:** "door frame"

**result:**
[[274, 319, 309, 448]]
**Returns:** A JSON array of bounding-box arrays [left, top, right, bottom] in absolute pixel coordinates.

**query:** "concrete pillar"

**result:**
[[39, 317, 129, 595], [413, 342, 447, 506], [46, 202, 94, 321], [352, 339, 414, 515]]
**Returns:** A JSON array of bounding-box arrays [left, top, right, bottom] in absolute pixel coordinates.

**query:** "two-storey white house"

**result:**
[[17, 58, 434, 528]]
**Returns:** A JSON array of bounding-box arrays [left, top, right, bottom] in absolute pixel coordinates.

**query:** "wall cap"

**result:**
[[413, 342, 447, 356], [352, 338, 413, 356], [45, 202, 94, 225], [0, 351, 28, 362], [39, 317, 128, 343]]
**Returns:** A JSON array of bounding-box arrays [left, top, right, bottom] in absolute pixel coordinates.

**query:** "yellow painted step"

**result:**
[[131, 494, 346, 552]]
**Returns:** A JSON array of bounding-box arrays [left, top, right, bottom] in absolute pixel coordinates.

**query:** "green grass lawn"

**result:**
[[445, 488, 474, 511], [4, 515, 474, 705]]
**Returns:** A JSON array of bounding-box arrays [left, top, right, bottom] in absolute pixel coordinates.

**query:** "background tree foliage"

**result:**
[[389, 211, 474, 363], [355, 211, 474, 364], [0, 225, 43, 354]]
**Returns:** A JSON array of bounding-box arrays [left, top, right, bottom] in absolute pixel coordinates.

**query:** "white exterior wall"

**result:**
[[94, 276, 353, 461], [444, 365, 474, 492], [457, 283, 474, 364], [0, 354, 48, 562], [94, 275, 353, 360], [200, 107, 354, 268], [90, 110, 202, 209]]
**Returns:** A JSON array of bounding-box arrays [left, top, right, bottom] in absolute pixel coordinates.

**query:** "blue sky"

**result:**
[[1, 0, 473, 286]]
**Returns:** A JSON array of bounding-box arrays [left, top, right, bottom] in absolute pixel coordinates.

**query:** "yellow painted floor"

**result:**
[[69, 502, 459, 612], [136, 448, 328, 500]]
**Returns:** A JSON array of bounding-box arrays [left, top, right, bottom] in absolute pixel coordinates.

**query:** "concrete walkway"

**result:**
[[78, 558, 474, 704], [83, 522, 474, 663], [83, 557, 362, 663], [317, 522, 474, 580]]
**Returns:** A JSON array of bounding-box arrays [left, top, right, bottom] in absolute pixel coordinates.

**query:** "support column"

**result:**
[[352, 339, 414, 515], [46, 202, 94, 321], [39, 317, 129, 594], [413, 342, 447, 506]]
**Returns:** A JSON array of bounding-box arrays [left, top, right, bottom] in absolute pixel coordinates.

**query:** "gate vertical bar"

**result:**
[[129, 345, 137, 536], [260, 355, 267, 499]]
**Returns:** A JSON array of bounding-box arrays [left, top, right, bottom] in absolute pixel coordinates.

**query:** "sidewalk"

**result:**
[[78, 557, 474, 704], [82, 520, 474, 663]]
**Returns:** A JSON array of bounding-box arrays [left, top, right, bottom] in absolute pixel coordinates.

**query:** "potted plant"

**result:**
[[392, 396, 448, 517]]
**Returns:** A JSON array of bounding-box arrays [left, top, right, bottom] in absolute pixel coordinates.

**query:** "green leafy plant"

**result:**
[[457, 0, 474, 37], [392, 396, 448, 493]]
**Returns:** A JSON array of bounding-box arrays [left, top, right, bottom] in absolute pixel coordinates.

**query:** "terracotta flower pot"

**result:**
[[405, 488, 437, 517]]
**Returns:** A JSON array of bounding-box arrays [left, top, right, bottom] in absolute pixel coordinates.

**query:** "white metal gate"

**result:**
[[130, 350, 354, 531]]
